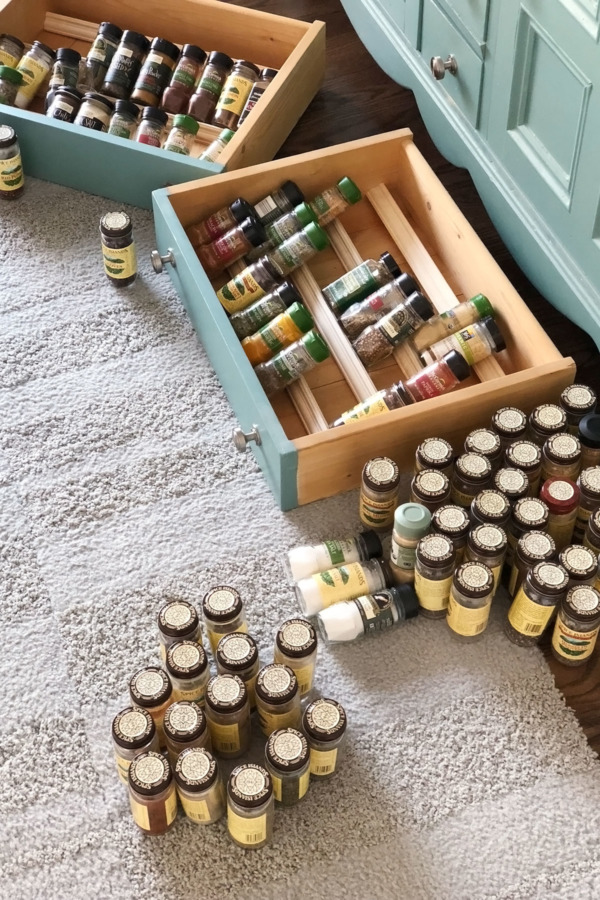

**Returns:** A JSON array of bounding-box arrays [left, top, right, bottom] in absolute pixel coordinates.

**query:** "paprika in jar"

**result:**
[[197, 216, 266, 276], [187, 197, 256, 247], [404, 350, 471, 402]]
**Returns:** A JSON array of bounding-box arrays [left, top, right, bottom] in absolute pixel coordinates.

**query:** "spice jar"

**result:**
[[303, 698, 347, 779], [230, 281, 303, 341], [412, 294, 495, 353], [46, 47, 81, 109], [112, 706, 159, 784], [527, 403, 568, 446], [197, 216, 266, 276], [465, 523, 507, 594], [198, 127, 235, 162], [255, 664, 301, 736], [308, 176, 362, 226], [163, 113, 199, 156], [213, 60, 259, 129], [404, 350, 472, 402], [504, 440, 543, 495], [505, 561, 569, 647], [161, 44, 207, 115], [450, 452, 492, 507], [389, 502, 432, 583], [558, 544, 598, 588], [415, 437, 455, 476], [265, 728, 310, 806], [464, 428, 503, 471], [506, 496, 550, 567], [507, 530, 556, 598], [237, 66, 278, 127], [254, 180, 305, 225], [317, 584, 419, 642], [541, 432, 582, 483], [322, 252, 401, 315], [446, 561, 495, 641], [202, 585, 248, 654], [74, 92, 114, 131], [340, 273, 420, 340], [578, 414, 600, 470], [215, 632, 260, 708], [430, 505, 471, 565], [256, 201, 317, 256], [129, 666, 173, 746], [227, 764, 274, 849], [493, 466, 529, 503], [216, 256, 281, 313], [0, 124, 24, 200], [560, 384, 597, 435], [0, 34, 24, 68], [15, 41, 55, 109], [188, 197, 256, 247], [421, 316, 505, 366], [273, 618, 318, 697], [99, 211, 137, 287], [101, 30, 150, 100], [329, 379, 414, 427], [470, 489, 511, 530], [360, 456, 401, 531], [584, 509, 600, 557], [353, 292, 435, 367], [491, 406, 528, 450], [266, 222, 330, 276], [551, 585, 600, 666], [131, 37, 180, 107], [0, 65, 22, 106], [242, 301, 315, 366], [175, 747, 225, 825], [157, 599, 201, 661], [163, 700, 210, 765], [166, 640, 210, 706], [255, 329, 330, 396], [574, 466, 600, 542], [188, 50, 233, 122], [107, 99, 139, 139], [287, 530, 382, 581], [409, 469, 451, 514], [539, 478, 580, 552], [46, 86, 82, 122], [85, 21, 123, 90], [135, 106, 168, 147], [414, 533, 456, 618], [204, 674, 251, 758], [128, 751, 177, 835], [295, 558, 393, 617]]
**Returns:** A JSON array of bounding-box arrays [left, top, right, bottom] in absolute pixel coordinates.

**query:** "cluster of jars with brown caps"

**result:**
[[111, 586, 348, 848]]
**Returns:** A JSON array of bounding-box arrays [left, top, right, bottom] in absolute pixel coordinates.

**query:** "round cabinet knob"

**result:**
[[151, 249, 176, 273], [430, 55, 458, 80], [232, 425, 262, 452]]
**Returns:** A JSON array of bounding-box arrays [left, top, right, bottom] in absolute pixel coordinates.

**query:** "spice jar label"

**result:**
[[313, 564, 369, 608], [341, 395, 391, 425], [129, 795, 151, 830], [165, 789, 178, 825], [180, 795, 211, 822], [217, 74, 254, 115], [218, 273, 265, 311], [209, 721, 240, 754], [298, 768, 310, 797], [227, 809, 267, 846], [271, 773, 283, 802], [355, 593, 395, 631], [447, 594, 491, 636], [309, 747, 338, 776], [552, 621, 599, 661], [102, 242, 137, 280], [287, 662, 313, 694], [414, 571, 453, 611], [0, 153, 24, 192], [391, 542, 418, 570], [508, 588, 556, 636], [115, 754, 132, 784], [173, 684, 205, 705], [259, 707, 301, 735]]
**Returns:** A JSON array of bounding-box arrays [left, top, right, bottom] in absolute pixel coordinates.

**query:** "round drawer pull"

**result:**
[[232, 425, 262, 452], [150, 249, 177, 273], [430, 55, 458, 80]]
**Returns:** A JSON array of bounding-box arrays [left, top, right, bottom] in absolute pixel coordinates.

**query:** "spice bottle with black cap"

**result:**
[[329, 379, 414, 427], [166, 641, 209, 706], [187, 197, 257, 248], [431, 505, 470, 565], [505, 496, 550, 567], [175, 747, 225, 825], [273, 618, 318, 696], [578, 414, 600, 470], [505, 440, 542, 495], [465, 523, 507, 595], [286, 530, 382, 582], [101, 30, 150, 99], [446, 561, 495, 641], [204, 673, 251, 758], [415, 437, 455, 477], [187, 50, 233, 122], [540, 432, 582, 483], [527, 403, 568, 446], [574, 466, 600, 542], [450, 452, 492, 508], [559, 544, 599, 589], [493, 466, 529, 504], [420, 316, 505, 367], [129, 666, 173, 746], [99, 211, 137, 287], [163, 700, 210, 764], [551, 585, 600, 666], [303, 698, 347, 779], [359, 456, 401, 531], [197, 215, 266, 276], [237, 66, 278, 127], [322, 251, 401, 315], [464, 428, 503, 472], [353, 292, 435, 368], [128, 751, 177, 835], [157, 599, 202, 661], [265, 728, 310, 806], [227, 763, 274, 849], [491, 407, 528, 450], [202, 585, 248, 653], [340, 273, 421, 339], [539, 478, 580, 552], [505, 561, 570, 647], [215, 632, 260, 708], [508, 530, 556, 598], [409, 469, 451, 515], [584, 509, 600, 559], [560, 384, 597, 435], [112, 706, 159, 784], [85, 21, 123, 90], [404, 350, 471, 402], [412, 294, 495, 353], [230, 281, 302, 341], [316, 583, 420, 642], [470, 489, 511, 531], [160, 44, 207, 115], [414, 533, 456, 618], [390, 502, 432, 583], [295, 558, 394, 617], [255, 664, 301, 736], [255, 179, 304, 226]]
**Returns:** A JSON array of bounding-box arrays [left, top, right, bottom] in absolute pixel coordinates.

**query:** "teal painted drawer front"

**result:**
[[438, 0, 490, 47]]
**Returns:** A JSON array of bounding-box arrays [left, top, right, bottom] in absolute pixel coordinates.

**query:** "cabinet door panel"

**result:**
[[441, 0, 491, 44]]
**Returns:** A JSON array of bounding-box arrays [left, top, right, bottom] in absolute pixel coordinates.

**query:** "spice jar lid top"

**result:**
[[141, 105, 168, 125], [56, 46, 81, 65], [100, 210, 132, 237], [494, 467, 528, 497], [303, 697, 347, 741], [301, 329, 330, 363], [98, 21, 123, 40], [261, 67, 279, 80], [513, 497, 549, 526], [230, 196, 255, 225], [149, 36, 180, 60], [390, 583, 420, 619], [394, 502, 432, 539], [379, 252, 401, 279], [412, 469, 450, 498], [271, 280, 302, 310], [579, 414, 600, 449], [0, 34, 24, 49], [255, 664, 298, 704], [32, 40, 56, 58], [560, 384, 597, 413], [54, 86, 83, 101], [178, 43, 206, 65], [539, 478, 580, 512], [505, 440, 541, 469], [465, 428, 501, 457], [564, 586, 600, 620], [228, 763, 272, 807], [275, 618, 317, 658], [287, 301, 314, 335], [406, 290, 435, 323], [112, 706, 155, 750], [129, 667, 172, 707], [431, 504, 470, 536], [166, 640, 208, 678], [336, 176, 362, 205], [202, 585, 243, 621], [82, 91, 114, 111], [469, 523, 507, 554], [121, 30, 150, 51], [291, 201, 317, 229], [0, 124, 16, 147], [163, 701, 206, 741], [530, 403, 567, 433], [128, 751, 172, 795], [417, 533, 455, 564], [558, 544, 598, 577], [518, 530, 556, 560], [206, 673, 247, 712], [216, 632, 258, 669], [580, 466, 600, 494], [454, 561, 494, 597], [172, 113, 200, 136], [113, 98, 139, 118], [472, 489, 511, 520], [418, 436, 454, 465], [266, 728, 309, 771], [396, 271, 420, 297], [530, 561, 570, 593], [363, 456, 400, 491], [492, 406, 527, 434], [443, 349, 471, 382], [175, 747, 218, 791], [280, 179, 304, 208], [158, 599, 199, 636], [208, 50, 234, 69], [455, 452, 492, 480], [545, 432, 581, 460], [0, 65, 22, 85]]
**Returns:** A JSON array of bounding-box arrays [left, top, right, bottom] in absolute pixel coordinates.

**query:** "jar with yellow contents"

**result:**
[[204, 674, 251, 759], [111, 706, 159, 785], [255, 664, 301, 737], [273, 617, 318, 697], [175, 747, 226, 826], [450, 452, 492, 508], [202, 585, 248, 653], [215, 632, 260, 709], [302, 697, 348, 780], [446, 561, 495, 642], [414, 533, 456, 619], [505, 561, 569, 647], [157, 599, 202, 661], [165, 640, 210, 706], [128, 666, 173, 747]]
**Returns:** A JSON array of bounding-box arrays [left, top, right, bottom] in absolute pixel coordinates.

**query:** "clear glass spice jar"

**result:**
[[187, 196, 256, 247], [216, 255, 282, 313], [255, 664, 302, 737], [230, 282, 302, 341], [163, 700, 211, 765], [493, 466, 529, 504], [135, 106, 168, 147], [505, 561, 569, 647], [504, 440, 543, 495], [45, 47, 81, 109], [507, 530, 556, 598], [247, 201, 316, 260], [15, 41, 55, 109], [199, 127, 235, 162], [107, 98, 139, 139], [316, 584, 420, 642], [85, 21, 123, 90], [215, 632, 260, 708], [506, 496, 550, 567], [308, 176, 362, 226], [527, 403, 568, 446], [74, 91, 114, 131], [420, 316, 505, 367], [340, 273, 420, 340], [295, 558, 393, 616], [450, 452, 492, 508], [254, 180, 305, 225], [560, 384, 597, 435], [389, 502, 432, 584], [188, 50, 233, 122], [322, 251, 401, 315], [540, 432, 582, 483], [129, 666, 173, 747], [213, 59, 260, 129], [574, 466, 600, 542], [197, 215, 266, 276], [303, 698, 348, 779], [202, 585, 248, 654], [46, 86, 82, 122], [101, 30, 150, 100], [409, 469, 451, 515], [160, 44, 207, 115], [166, 640, 210, 706], [0, 124, 24, 200], [415, 437, 455, 477], [157, 599, 202, 661], [100, 211, 137, 287], [539, 478, 580, 552], [446, 560, 495, 642], [430, 504, 471, 565], [237, 66, 278, 127], [412, 293, 495, 353], [464, 428, 503, 471], [465, 523, 507, 594], [287, 530, 382, 581], [360, 456, 401, 531], [578, 414, 600, 470], [558, 544, 598, 588], [112, 706, 159, 785], [273, 617, 318, 697], [353, 292, 435, 367], [227, 764, 274, 849], [130, 36, 179, 107], [175, 746, 225, 825], [254, 329, 330, 396], [404, 350, 471, 402], [491, 406, 528, 450], [0, 34, 24, 68], [551, 585, 600, 666], [0, 65, 23, 106], [470, 489, 511, 530], [266, 222, 330, 276], [414, 533, 457, 618], [204, 674, 251, 759], [329, 379, 414, 427], [265, 728, 310, 806], [128, 751, 177, 835], [584, 508, 600, 559], [163, 113, 199, 156]]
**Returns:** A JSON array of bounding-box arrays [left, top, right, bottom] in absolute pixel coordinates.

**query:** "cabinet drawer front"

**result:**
[[440, 0, 490, 46]]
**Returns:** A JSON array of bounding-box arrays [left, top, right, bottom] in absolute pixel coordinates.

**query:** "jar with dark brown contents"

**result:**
[[414, 533, 456, 618], [215, 632, 260, 708], [129, 666, 173, 747], [0, 124, 24, 200], [491, 406, 528, 450], [493, 467, 529, 504], [359, 456, 401, 532], [204, 674, 251, 759], [188, 50, 233, 122], [352, 292, 435, 367], [558, 544, 598, 588], [128, 751, 177, 835], [539, 478, 580, 552], [264, 728, 310, 806], [414, 437, 455, 477], [540, 432, 582, 483], [101, 30, 150, 100], [85, 21, 123, 90], [99, 211, 136, 287], [527, 403, 568, 446], [464, 428, 503, 471], [112, 706, 159, 785], [163, 700, 211, 765], [507, 531, 556, 598], [505, 561, 569, 647], [175, 747, 225, 825], [450, 453, 492, 508], [465, 524, 507, 595], [255, 664, 301, 737], [504, 440, 542, 495], [470, 489, 511, 530], [409, 469, 451, 514], [446, 561, 495, 641], [131, 37, 180, 106], [303, 698, 348, 780], [202, 585, 248, 653], [430, 505, 471, 565], [505, 497, 549, 568], [273, 618, 318, 697], [213, 60, 259, 129], [161, 44, 207, 115], [578, 415, 600, 470], [157, 599, 201, 661], [560, 384, 597, 434], [551, 585, 600, 666], [227, 764, 274, 849], [575, 467, 600, 542]]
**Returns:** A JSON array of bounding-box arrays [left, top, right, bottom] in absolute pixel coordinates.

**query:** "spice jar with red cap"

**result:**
[[539, 478, 580, 552]]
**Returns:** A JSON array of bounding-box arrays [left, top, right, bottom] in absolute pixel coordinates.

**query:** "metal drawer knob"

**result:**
[[430, 55, 458, 80], [151, 249, 176, 273], [232, 425, 262, 452]]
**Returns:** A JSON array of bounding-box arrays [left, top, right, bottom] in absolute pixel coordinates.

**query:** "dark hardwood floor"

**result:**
[[230, 0, 600, 753]]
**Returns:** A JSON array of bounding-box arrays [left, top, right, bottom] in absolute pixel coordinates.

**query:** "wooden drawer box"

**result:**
[[0, 0, 325, 208], [152, 129, 575, 510]]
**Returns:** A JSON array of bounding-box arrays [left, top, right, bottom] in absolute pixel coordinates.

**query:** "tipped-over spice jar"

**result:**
[[316, 584, 419, 643], [303, 698, 347, 780], [175, 747, 226, 825], [273, 617, 318, 697], [286, 530, 382, 581], [128, 751, 177, 835], [295, 558, 394, 617]]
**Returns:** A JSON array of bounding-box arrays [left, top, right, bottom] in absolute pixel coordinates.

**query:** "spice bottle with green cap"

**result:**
[[390, 502, 432, 583], [415, 437, 455, 477], [316, 584, 420, 642], [255, 664, 302, 736], [295, 559, 393, 616], [541, 432, 582, 483], [266, 222, 330, 276], [414, 533, 456, 618], [578, 414, 600, 470], [202, 586, 248, 654], [420, 316, 505, 367], [527, 403, 568, 446], [431, 505, 471, 565], [491, 407, 528, 450], [353, 292, 435, 367], [197, 215, 266, 276], [100, 211, 137, 287], [0, 66, 23, 107], [551, 585, 600, 666], [286, 530, 382, 582], [465, 523, 507, 594], [505, 440, 542, 495], [227, 763, 274, 849], [409, 470, 451, 516], [505, 496, 550, 567], [230, 281, 302, 340], [128, 751, 177, 835], [112, 706, 159, 784], [273, 618, 318, 696], [204, 674, 251, 758], [216, 256, 281, 314], [265, 728, 310, 806], [255, 329, 330, 396], [215, 632, 260, 708], [446, 561, 495, 641], [558, 544, 599, 589], [254, 180, 305, 226], [213, 60, 260, 129], [584, 509, 600, 559], [199, 127, 235, 163], [308, 176, 362, 226], [163, 700, 211, 766], [339, 273, 421, 339], [412, 294, 495, 353], [187, 197, 257, 248], [175, 747, 225, 825], [464, 428, 503, 472], [187, 50, 233, 123], [322, 252, 401, 315], [303, 698, 347, 779], [508, 530, 556, 598], [470, 489, 511, 531], [129, 666, 173, 747], [539, 478, 580, 551], [574, 466, 600, 542], [160, 44, 207, 116], [244, 201, 317, 262], [166, 640, 210, 706], [560, 384, 597, 434], [450, 452, 492, 508], [329, 379, 414, 427], [493, 466, 529, 504], [242, 301, 313, 366], [163, 113, 200, 156], [505, 561, 569, 647], [157, 599, 202, 662], [360, 456, 401, 531]]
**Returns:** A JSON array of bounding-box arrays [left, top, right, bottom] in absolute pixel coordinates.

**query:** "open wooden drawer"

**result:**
[[152, 129, 575, 509]]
